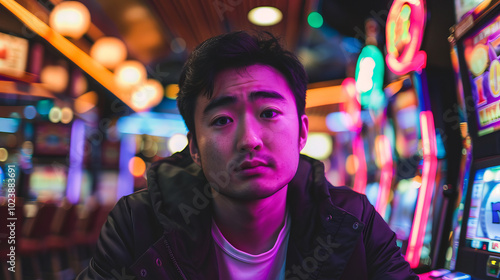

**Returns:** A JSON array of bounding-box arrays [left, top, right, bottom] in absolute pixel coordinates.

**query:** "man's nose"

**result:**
[[236, 118, 263, 152]]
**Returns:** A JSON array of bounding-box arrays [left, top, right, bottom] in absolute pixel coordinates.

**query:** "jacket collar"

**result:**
[[146, 147, 364, 279]]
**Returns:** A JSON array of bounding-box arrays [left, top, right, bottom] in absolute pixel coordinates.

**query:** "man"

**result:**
[[77, 31, 417, 279]]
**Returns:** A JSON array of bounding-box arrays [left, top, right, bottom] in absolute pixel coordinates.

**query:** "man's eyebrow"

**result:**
[[203, 95, 237, 115], [202, 91, 286, 115], [249, 91, 286, 101]]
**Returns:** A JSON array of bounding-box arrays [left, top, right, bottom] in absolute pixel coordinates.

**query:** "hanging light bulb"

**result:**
[[49, 1, 91, 39], [90, 37, 128, 69]]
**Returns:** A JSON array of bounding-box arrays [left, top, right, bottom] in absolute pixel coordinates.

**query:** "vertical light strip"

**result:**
[[353, 135, 368, 194], [375, 135, 393, 218], [117, 134, 135, 200], [0, 0, 136, 111], [66, 119, 85, 204], [405, 111, 437, 267]]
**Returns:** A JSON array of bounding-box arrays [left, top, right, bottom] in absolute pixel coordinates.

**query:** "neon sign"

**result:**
[[355, 45, 385, 110], [386, 0, 427, 75]]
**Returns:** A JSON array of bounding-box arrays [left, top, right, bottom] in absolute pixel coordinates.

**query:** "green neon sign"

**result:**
[[355, 45, 385, 110]]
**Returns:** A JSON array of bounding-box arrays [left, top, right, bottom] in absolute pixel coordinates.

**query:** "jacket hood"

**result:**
[[146, 147, 333, 241]]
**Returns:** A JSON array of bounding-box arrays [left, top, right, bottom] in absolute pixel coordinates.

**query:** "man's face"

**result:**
[[189, 64, 308, 200]]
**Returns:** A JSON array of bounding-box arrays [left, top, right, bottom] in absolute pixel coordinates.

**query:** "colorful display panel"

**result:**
[[29, 165, 67, 201], [34, 123, 71, 156], [465, 164, 500, 253], [463, 13, 500, 136]]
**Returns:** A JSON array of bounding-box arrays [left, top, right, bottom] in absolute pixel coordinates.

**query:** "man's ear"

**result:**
[[299, 114, 309, 151], [187, 132, 201, 166]]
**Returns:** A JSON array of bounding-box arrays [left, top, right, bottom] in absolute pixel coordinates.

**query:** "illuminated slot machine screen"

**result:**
[[462, 12, 500, 139], [29, 165, 67, 202], [458, 157, 500, 278], [33, 123, 71, 156], [388, 177, 420, 250]]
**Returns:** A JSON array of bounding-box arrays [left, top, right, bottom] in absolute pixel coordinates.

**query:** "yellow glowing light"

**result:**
[[0, 148, 8, 162], [49, 1, 91, 39], [131, 79, 163, 111], [49, 106, 62, 123], [128, 156, 146, 177], [61, 107, 74, 124], [165, 84, 179, 99], [490, 60, 500, 97], [90, 37, 128, 69], [301, 133, 333, 160], [469, 44, 489, 76], [115, 60, 147, 89], [75, 91, 98, 114], [168, 134, 188, 153], [345, 154, 359, 175], [248, 6, 283, 26], [40, 65, 69, 93]]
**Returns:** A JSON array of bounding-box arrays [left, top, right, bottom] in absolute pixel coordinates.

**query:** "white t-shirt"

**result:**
[[211, 214, 291, 280]]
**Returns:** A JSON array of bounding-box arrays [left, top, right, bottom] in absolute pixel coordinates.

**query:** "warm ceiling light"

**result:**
[[90, 37, 128, 69], [248, 6, 283, 26], [40, 65, 69, 93], [49, 1, 91, 39], [131, 79, 163, 111], [114, 60, 147, 89]]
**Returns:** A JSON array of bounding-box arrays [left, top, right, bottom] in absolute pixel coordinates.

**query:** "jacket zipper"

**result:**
[[164, 239, 188, 280]]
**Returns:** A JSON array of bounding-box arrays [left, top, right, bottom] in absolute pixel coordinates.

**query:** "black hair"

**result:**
[[177, 31, 308, 136]]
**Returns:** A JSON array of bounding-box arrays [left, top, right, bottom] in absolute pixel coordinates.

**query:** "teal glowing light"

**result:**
[[37, 99, 53, 116], [308, 12, 323, 28], [355, 45, 385, 110]]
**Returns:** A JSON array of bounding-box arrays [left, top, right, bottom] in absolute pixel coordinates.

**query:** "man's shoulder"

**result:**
[[326, 185, 374, 221]]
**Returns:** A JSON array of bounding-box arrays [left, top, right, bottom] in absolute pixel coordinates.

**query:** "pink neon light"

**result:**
[[341, 78, 362, 131], [352, 135, 367, 194], [386, 0, 427, 75], [375, 135, 393, 218], [405, 111, 437, 268]]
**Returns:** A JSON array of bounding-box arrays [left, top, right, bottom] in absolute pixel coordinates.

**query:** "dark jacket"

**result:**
[[77, 148, 418, 279]]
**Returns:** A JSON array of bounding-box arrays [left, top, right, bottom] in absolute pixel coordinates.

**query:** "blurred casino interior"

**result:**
[[3, 0, 499, 279]]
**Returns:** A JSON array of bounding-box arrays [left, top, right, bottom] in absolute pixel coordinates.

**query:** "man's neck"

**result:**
[[212, 186, 288, 255]]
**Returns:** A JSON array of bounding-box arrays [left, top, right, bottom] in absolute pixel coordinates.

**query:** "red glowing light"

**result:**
[[352, 135, 367, 194], [374, 135, 393, 218]]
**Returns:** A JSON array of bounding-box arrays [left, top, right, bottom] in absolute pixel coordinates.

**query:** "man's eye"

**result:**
[[211, 116, 232, 126], [261, 110, 279, 119]]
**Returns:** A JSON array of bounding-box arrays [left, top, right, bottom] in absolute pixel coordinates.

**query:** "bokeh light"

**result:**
[[90, 37, 127, 69], [24, 105, 37, 119], [61, 107, 74, 124], [49, 106, 62, 123], [168, 134, 188, 153], [308, 12, 324, 28], [40, 65, 69, 93], [37, 99, 53, 116], [165, 84, 179, 100], [115, 60, 147, 89], [49, 1, 91, 39], [301, 133, 332, 160], [128, 156, 146, 177], [248, 6, 283, 26], [0, 148, 8, 162]]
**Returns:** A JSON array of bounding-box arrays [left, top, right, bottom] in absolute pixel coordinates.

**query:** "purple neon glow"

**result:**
[[117, 134, 135, 200], [66, 119, 85, 204]]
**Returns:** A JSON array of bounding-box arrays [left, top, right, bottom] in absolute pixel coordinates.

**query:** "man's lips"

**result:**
[[236, 159, 269, 171]]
